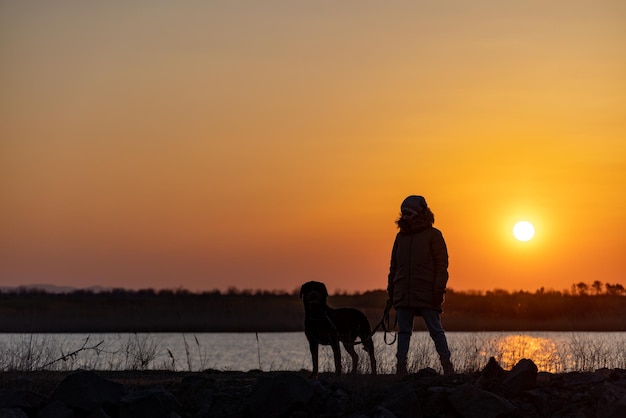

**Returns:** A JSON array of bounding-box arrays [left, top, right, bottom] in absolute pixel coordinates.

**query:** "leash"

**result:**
[[345, 300, 397, 346], [371, 300, 397, 345]]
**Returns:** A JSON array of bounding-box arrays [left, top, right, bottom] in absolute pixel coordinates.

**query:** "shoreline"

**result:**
[[2, 364, 625, 417]]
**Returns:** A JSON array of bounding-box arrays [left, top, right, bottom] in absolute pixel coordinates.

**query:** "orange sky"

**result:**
[[2, 1, 625, 294]]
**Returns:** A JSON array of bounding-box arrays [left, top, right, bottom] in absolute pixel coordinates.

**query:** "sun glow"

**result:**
[[495, 335, 560, 372], [513, 221, 535, 242]]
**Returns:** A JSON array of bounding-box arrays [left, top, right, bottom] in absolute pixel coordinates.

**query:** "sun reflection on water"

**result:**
[[492, 334, 561, 373]]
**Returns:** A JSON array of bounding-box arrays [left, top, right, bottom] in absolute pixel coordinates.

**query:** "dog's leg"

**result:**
[[343, 341, 359, 374], [357, 312, 377, 374], [331, 338, 342, 375], [364, 338, 377, 375], [309, 340, 319, 377]]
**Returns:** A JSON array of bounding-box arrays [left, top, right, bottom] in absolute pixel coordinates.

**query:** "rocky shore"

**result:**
[[1, 358, 625, 417]]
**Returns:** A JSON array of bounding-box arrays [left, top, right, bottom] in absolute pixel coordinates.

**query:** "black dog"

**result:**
[[300, 281, 377, 376]]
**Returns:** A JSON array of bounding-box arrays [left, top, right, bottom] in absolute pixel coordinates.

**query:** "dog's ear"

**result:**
[[299, 283, 308, 299], [320, 282, 328, 298]]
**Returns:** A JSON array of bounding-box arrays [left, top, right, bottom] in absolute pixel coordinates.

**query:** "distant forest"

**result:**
[[1, 281, 624, 332]]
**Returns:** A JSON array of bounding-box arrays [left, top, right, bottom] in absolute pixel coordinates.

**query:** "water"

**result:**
[[1, 332, 624, 374]]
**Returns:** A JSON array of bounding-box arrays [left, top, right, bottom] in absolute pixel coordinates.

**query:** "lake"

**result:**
[[1, 331, 624, 374]]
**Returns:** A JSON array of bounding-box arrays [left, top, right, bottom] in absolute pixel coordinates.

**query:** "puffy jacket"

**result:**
[[387, 221, 449, 312]]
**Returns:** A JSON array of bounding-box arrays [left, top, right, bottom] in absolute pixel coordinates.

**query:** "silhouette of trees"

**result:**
[[566, 281, 625, 296], [592, 280, 603, 295], [574, 282, 589, 296], [605, 283, 626, 296], [0, 281, 623, 332]]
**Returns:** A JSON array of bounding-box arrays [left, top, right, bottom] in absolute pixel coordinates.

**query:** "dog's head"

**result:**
[[299, 281, 329, 314]]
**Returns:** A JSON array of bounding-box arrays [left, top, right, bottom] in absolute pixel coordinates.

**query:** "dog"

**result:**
[[300, 281, 377, 376]]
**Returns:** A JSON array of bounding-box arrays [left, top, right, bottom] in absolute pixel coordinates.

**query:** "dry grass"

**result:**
[[0, 331, 624, 373]]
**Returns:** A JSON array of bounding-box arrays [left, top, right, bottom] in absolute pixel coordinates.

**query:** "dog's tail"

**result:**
[[359, 312, 374, 340], [345, 308, 396, 347]]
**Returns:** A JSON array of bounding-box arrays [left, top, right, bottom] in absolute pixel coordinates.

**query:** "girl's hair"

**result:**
[[396, 207, 435, 231]]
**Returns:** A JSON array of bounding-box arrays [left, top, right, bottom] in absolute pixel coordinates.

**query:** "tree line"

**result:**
[[0, 281, 624, 332]]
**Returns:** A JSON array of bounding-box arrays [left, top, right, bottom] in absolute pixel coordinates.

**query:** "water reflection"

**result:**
[[0, 331, 624, 373], [493, 334, 561, 373]]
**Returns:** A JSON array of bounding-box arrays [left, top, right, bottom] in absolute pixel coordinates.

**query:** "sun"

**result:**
[[513, 221, 535, 241]]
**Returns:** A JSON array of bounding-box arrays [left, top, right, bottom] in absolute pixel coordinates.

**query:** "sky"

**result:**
[[1, 1, 625, 294]]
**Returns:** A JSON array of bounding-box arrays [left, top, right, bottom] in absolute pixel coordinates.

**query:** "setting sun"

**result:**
[[513, 221, 535, 242]]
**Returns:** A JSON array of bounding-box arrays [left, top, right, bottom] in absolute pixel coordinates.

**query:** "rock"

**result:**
[[0, 389, 45, 410], [37, 400, 75, 418], [476, 357, 506, 390], [85, 408, 112, 418], [422, 386, 454, 417], [448, 383, 518, 418], [536, 371, 552, 386], [2, 369, 626, 417], [119, 386, 182, 418], [380, 382, 421, 418], [373, 406, 398, 418], [611, 369, 626, 390], [482, 357, 506, 379], [248, 373, 313, 418], [415, 367, 438, 378], [325, 388, 350, 416], [561, 371, 607, 388], [518, 389, 549, 417], [180, 375, 214, 417], [187, 389, 213, 418], [596, 381, 626, 418], [502, 358, 538, 396], [0, 409, 28, 418], [50, 371, 125, 414]]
